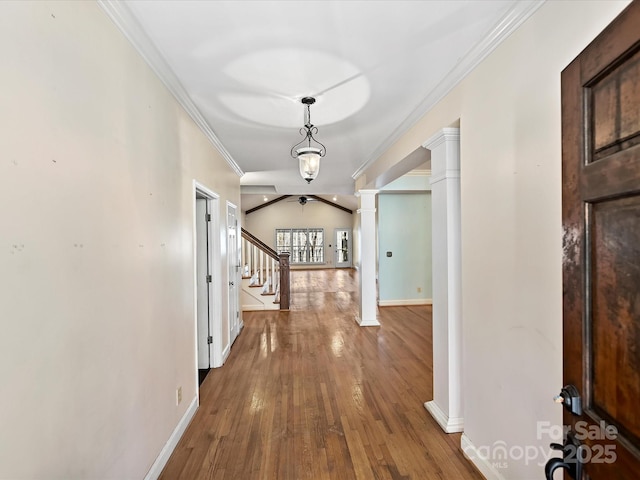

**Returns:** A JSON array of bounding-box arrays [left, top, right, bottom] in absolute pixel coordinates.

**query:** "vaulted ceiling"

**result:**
[[102, 0, 542, 211]]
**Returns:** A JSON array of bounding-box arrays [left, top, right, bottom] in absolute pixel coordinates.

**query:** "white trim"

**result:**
[[378, 298, 432, 307], [352, 0, 544, 180], [222, 344, 231, 364], [356, 208, 376, 214], [355, 315, 381, 327], [422, 127, 461, 151], [460, 433, 506, 480], [144, 397, 198, 480], [242, 304, 266, 311], [97, 1, 243, 177], [226, 202, 241, 347], [429, 170, 461, 185], [355, 189, 380, 197], [405, 169, 432, 177], [194, 181, 220, 201], [424, 400, 464, 433]]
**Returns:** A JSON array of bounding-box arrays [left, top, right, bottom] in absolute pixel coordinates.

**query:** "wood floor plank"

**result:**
[[159, 269, 482, 480]]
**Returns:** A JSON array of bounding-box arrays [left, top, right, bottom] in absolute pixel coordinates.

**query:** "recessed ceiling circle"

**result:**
[[218, 48, 370, 128]]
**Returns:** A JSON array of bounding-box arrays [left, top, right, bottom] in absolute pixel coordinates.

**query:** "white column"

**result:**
[[423, 128, 463, 433], [356, 189, 380, 327]]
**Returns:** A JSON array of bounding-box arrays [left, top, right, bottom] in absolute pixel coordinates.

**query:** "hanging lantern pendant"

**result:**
[[291, 97, 326, 183]]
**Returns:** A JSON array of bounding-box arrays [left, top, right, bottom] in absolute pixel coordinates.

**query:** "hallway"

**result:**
[[160, 269, 481, 479]]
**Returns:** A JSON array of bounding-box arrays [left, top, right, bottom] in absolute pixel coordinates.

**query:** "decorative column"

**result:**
[[356, 189, 380, 326], [423, 128, 463, 433]]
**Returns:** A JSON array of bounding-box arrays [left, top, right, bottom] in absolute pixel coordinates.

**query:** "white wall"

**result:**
[[0, 2, 240, 479], [361, 1, 630, 478], [378, 193, 432, 304], [244, 199, 354, 269]]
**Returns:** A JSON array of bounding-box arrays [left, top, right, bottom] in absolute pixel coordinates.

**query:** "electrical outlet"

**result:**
[[176, 386, 182, 405], [417, 287, 422, 293]]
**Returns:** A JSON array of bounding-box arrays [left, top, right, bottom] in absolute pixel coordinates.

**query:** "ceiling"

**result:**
[[109, 1, 540, 212]]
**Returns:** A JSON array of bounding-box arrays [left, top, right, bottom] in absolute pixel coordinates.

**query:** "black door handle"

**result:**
[[544, 433, 583, 479], [545, 457, 572, 479]]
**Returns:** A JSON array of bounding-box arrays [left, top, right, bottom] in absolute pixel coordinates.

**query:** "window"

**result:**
[[276, 228, 324, 264]]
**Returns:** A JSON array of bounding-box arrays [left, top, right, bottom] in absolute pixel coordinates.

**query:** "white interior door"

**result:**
[[335, 228, 352, 268], [227, 203, 240, 342], [195, 196, 212, 370]]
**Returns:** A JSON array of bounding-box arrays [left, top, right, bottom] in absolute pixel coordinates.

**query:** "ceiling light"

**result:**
[[290, 97, 326, 183], [263, 196, 268, 202], [333, 196, 337, 202]]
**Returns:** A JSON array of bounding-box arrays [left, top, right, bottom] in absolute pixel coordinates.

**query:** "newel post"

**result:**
[[278, 253, 290, 310]]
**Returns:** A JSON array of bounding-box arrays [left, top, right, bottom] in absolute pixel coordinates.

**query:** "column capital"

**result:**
[[423, 127, 460, 183], [356, 189, 378, 211], [355, 189, 379, 197], [422, 127, 460, 151]]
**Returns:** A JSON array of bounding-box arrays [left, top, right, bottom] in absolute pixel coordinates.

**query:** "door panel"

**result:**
[[561, 1, 640, 478], [591, 47, 640, 156], [592, 197, 640, 441]]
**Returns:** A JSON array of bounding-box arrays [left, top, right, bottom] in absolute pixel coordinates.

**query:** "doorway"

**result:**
[[194, 182, 223, 390], [195, 194, 211, 384], [334, 228, 352, 268]]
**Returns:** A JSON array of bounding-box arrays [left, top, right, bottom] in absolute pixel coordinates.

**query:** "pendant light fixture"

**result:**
[[290, 97, 326, 183]]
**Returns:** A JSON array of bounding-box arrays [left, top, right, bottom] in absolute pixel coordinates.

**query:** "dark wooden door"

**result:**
[[561, 1, 640, 478]]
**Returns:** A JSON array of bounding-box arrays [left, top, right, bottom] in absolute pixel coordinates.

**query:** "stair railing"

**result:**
[[241, 228, 290, 310]]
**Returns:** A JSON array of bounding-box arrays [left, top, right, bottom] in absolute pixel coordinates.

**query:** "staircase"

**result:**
[[241, 228, 290, 311]]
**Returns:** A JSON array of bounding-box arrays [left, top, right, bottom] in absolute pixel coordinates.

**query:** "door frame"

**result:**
[[193, 181, 223, 375], [226, 201, 242, 345]]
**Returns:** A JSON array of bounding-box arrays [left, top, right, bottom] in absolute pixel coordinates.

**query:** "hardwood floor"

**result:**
[[159, 269, 481, 480]]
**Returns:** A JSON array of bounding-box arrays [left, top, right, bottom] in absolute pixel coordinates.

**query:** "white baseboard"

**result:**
[[378, 298, 433, 306], [222, 343, 231, 363], [242, 303, 265, 310], [242, 304, 279, 311], [144, 396, 198, 480], [424, 401, 463, 433], [460, 433, 506, 480]]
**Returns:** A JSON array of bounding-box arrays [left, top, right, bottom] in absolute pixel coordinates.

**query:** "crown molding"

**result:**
[[97, 0, 244, 177], [352, 0, 545, 181]]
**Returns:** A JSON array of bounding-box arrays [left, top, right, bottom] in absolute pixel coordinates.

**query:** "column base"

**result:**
[[424, 400, 464, 433], [355, 314, 380, 327]]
